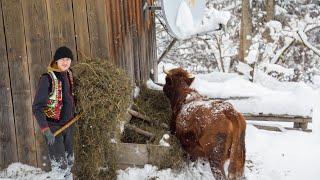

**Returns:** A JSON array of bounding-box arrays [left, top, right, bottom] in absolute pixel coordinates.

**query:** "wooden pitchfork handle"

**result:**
[[53, 113, 82, 137]]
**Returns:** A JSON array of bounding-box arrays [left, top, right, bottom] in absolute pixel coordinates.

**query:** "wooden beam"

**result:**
[[128, 109, 152, 123], [125, 124, 155, 140], [243, 113, 312, 123], [128, 109, 169, 129]]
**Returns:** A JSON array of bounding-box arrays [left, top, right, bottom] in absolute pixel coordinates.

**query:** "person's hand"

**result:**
[[43, 129, 55, 146]]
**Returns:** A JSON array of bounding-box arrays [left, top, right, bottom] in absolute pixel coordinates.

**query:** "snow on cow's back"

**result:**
[[180, 91, 234, 118], [178, 91, 236, 129]]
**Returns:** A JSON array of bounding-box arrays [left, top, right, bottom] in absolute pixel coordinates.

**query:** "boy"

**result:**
[[32, 46, 75, 170]]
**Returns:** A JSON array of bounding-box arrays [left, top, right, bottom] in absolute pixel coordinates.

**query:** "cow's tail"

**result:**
[[225, 107, 246, 180]]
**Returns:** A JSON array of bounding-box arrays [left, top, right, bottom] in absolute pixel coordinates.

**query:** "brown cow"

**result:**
[[163, 68, 246, 180]]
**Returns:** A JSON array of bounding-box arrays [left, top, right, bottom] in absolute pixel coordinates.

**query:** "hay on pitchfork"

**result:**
[[72, 59, 133, 180]]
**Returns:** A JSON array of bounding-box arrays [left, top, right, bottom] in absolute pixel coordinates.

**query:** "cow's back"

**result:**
[[175, 100, 235, 158]]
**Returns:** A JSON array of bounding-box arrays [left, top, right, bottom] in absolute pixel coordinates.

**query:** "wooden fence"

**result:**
[[0, 0, 156, 170]]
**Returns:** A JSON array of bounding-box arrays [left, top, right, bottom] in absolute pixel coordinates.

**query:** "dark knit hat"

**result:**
[[53, 46, 74, 61]]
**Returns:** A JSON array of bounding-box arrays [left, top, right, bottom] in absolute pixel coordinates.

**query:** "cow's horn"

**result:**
[[188, 73, 195, 78], [163, 66, 170, 75]]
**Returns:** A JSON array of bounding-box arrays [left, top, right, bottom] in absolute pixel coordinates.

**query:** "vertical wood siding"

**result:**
[[0, 0, 18, 169], [1, 0, 37, 166]]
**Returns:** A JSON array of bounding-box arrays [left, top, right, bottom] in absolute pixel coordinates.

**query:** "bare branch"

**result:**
[[271, 38, 295, 64], [297, 30, 320, 58]]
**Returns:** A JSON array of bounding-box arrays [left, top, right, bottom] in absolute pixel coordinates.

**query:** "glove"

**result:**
[[44, 129, 55, 146]]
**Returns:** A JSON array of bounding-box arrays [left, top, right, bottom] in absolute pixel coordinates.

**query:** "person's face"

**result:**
[[56, 58, 71, 71]]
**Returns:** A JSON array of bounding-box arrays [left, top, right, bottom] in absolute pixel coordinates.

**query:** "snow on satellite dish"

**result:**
[[160, 0, 231, 40]]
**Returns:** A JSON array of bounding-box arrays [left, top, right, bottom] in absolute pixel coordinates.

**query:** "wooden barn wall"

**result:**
[[0, 0, 156, 170], [106, 0, 156, 84]]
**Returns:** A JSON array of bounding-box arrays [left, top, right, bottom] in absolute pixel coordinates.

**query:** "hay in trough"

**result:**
[[122, 86, 187, 170], [72, 59, 133, 180]]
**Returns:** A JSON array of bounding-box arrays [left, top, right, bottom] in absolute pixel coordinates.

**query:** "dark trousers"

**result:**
[[48, 125, 74, 169]]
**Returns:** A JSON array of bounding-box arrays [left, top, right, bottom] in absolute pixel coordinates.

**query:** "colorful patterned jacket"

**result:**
[[32, 62, 75, 132]]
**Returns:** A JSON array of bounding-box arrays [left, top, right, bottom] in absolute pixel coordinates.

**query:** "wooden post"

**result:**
[[1, 0, 37, 166], [21, 0, 52, 170], [0, 1, 18, 169], [293, 122, 308, 130]]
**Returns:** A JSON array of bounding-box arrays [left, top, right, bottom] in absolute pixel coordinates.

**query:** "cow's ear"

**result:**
[[186, 77, 195, 86]]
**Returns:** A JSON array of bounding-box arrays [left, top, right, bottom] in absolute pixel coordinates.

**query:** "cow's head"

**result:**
[[163, 67, 195, 100]]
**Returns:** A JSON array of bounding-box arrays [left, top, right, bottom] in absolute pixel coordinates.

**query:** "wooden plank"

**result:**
[[121, 0, 134, 82], [86, 0, 109, 60], [243, 113, 312, 123], [140, 30, 147, 83], [21, 0, 52, 170], [72, 0, 91, 60], [132, 1, 141, 84], [250, 123, 312, 132], [116, 143, 170, 170], [135, 0, 145, 84], [108, 0, 117, 64], [0, 1, 18, 169], [251, 124, 283, 132], [105, 0, 115, 64], [123, 31, 134, 84], [122, 0, 134, 83], [114, 0, 123, 67], [1, 0, 37, 166], [109, 0, 119, 64], [147, 143, 170, 165], [46, 0, 77, 61], [116, 143, 148, 167], [118, 0, 125, 68]]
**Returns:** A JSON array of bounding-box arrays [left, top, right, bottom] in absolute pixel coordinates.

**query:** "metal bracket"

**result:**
[[143, 2, 161, 11]]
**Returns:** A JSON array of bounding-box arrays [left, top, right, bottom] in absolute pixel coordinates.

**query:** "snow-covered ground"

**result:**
[[118, 125, 320, 180], [0, 163, 72, 180], [1, 64, 320, 180]]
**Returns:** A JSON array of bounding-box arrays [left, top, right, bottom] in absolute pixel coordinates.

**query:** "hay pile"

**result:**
[[72, 59, 133, 180], [122, 86, 187, 170]]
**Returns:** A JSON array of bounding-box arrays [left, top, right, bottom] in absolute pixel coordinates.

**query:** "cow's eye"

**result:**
[[165, 77, 172, 85]]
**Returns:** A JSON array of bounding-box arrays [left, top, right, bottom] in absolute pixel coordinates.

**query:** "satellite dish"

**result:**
[[160, 0, 229, 40]]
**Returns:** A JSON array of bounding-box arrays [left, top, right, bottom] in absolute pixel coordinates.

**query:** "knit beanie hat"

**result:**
[[53, 46, 74, 62]]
